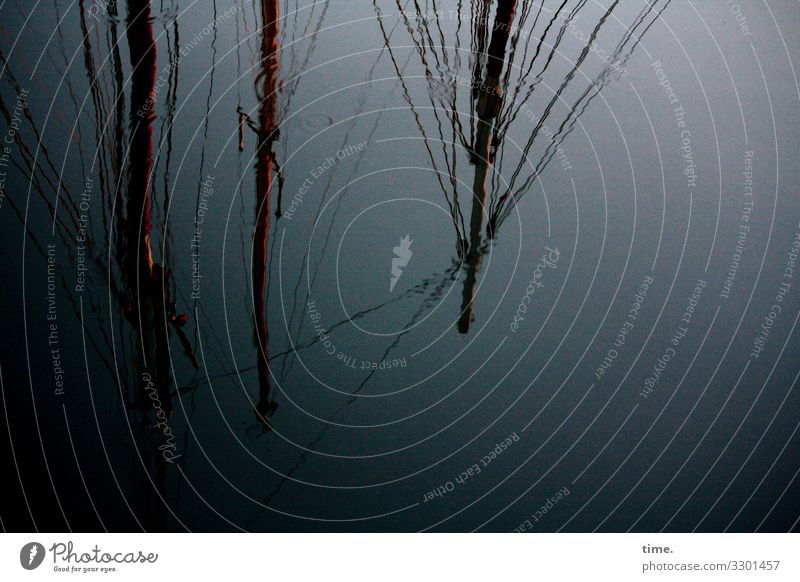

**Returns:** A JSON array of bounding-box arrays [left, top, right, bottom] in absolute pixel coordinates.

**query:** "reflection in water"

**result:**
[[460, 0, 517, 333], [248, 0, 281, 432], [369, 0, 669, 337], [237, 0, 664, 515], [115, 0, 199, 531], [10, 0, 645, 521], [8, 0, 778, 533]]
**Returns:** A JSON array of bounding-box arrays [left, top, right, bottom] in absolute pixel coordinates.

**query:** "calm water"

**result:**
[[1, 0, 799, 532]]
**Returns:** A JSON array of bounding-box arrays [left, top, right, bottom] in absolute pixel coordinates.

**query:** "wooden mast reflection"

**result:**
[[459, 0, 517, 333], [123, 0, 161, 375], [252, 0, 280, 431], [120, 0, 171, 530], [120, 0, 195, 529]]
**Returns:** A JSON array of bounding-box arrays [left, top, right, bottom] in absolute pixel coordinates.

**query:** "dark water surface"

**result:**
[[1, 0, 799, 532]]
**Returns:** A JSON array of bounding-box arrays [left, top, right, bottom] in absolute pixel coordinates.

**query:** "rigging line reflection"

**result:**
[[492, 0, 671, 229]]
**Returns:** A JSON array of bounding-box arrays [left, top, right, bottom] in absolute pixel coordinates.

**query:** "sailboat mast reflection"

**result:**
[[459, 0, 517, 334], [250, 0, 281, 431], [372, 0, 667, 334], [116, 0, 195, 528], [118, 0, 172, 530]]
